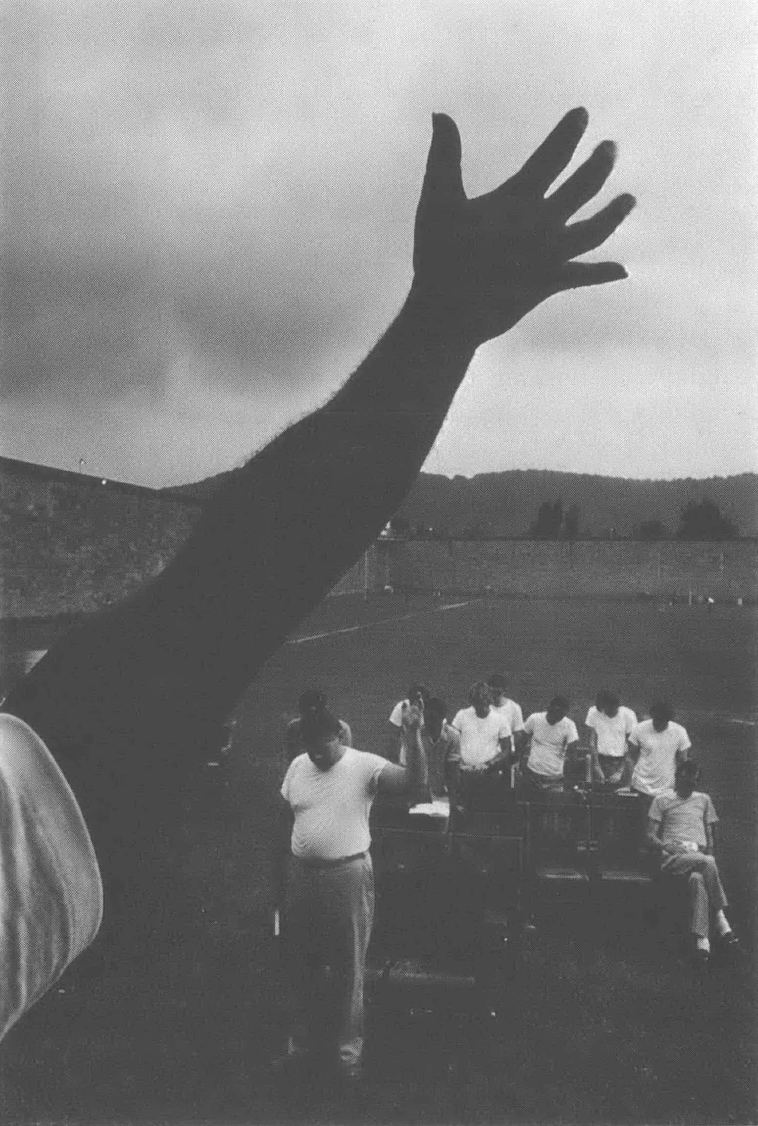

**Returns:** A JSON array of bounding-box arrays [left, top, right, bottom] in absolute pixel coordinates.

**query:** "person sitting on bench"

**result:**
[[647, 760, 739, 962]]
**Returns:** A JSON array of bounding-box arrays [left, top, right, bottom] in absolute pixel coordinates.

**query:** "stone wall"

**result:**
[[387, 538, 758, 601], [2, 458, 756, 619]]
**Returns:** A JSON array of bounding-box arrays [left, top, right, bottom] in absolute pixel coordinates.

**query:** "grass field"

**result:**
[[1, 594, 757, 1125]]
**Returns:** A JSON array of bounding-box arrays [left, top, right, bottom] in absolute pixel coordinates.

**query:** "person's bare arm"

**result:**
[[378, 703, 425, 796], [488, 734, 513, 769], [587, 730, 605, 783], [646, 816, 666, 855], [2, 108, 633, 874]]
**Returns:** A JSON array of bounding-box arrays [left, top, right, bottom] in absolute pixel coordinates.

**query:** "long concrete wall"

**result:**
[[3, 458, 756, 619], [386, 538, 758, 601]]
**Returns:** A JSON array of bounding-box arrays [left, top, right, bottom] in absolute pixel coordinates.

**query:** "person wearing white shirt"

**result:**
[[279, 702, 422, 1080], [387, 682, 430, 764], [585, 689, 637, 787], [487, 673, 527, 757], [628, 701, 691, 800], [647, 760, 738, 962], [522, 696, 580, 793], [449, 682, 512, 813]]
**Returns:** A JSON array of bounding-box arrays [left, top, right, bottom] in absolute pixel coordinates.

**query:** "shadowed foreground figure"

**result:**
[[0, 107, 635, 1039]]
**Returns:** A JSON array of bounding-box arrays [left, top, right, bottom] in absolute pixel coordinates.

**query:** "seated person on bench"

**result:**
[[585, 688, 636, 787], [647, 760, 739, 962], [520, 696, 580, 795], [448, 682, 512, 811]]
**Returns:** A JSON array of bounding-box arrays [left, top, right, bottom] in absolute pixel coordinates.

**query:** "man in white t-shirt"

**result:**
[[628, 701, 691, 801], [521, 696, 580, 793], [487, 673, 526, 757], [387, 682, 430, 764], [279, 703, 422, 1081], [449, 682, 512, 812], [585, 689, 637, 787], [647, 760, 738, 961]]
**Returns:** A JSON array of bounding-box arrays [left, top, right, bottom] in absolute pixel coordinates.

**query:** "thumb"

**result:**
[[421, 113, 465, 213]]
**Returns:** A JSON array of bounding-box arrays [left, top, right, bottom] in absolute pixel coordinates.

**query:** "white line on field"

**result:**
[[288, 601, 475, 645], [727, 718, 758, 726]]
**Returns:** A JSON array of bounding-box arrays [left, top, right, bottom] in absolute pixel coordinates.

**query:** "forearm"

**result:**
[[136, 296, 477, 710], [402, 727, 426, 794], [3, 298, 476, 747]]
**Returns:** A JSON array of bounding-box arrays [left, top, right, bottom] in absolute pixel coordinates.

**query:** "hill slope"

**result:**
[[169, 468, 758, 537]]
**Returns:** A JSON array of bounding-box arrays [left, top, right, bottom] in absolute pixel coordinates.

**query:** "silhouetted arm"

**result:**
[[3, 109, 634, 871]]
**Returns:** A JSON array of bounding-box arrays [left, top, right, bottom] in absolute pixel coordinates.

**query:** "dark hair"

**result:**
[[487, 673, 507, 692], [408, 683, 430, 703], [424, 697, 447, 722], [595, 689, 620, 716], [469, 681, 492, 704], [548, 695, 570, 713], [298, 688, 327, 715], [299, 705, 342, 744], [650, 700, 674, 724], [676, 760, 701, 785]]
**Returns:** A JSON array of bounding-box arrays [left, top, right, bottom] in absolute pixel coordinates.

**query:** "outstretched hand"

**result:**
[[413, 108, 635, 343]]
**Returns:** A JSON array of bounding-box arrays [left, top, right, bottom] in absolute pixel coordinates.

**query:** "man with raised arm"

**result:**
[[0, 108, 634, 1040], [280, 700, 423, 1081]]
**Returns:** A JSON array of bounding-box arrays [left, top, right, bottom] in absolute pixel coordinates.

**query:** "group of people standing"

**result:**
[[381, 676, 693, 806]]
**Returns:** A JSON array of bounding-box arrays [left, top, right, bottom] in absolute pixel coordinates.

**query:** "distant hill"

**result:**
[[165, 467, 758, 538], [395, 470, 758, 538]]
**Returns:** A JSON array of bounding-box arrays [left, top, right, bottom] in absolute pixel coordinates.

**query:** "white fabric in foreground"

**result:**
[[0, 714, 103, 1042]]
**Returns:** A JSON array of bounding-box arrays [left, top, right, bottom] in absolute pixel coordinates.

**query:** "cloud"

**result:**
[[1, 0, 756, 483]]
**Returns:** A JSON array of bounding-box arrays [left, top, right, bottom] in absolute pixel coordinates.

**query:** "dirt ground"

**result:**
[[1, 595, 756, 1125]]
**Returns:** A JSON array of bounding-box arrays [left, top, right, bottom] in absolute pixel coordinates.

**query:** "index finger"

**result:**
[[506, 107, 589, 197]]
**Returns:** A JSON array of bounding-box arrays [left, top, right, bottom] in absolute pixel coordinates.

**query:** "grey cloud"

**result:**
[[2, 0, 756, 483]]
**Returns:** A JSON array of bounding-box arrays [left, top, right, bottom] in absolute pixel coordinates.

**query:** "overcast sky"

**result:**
[[2, 0, 756, 486]]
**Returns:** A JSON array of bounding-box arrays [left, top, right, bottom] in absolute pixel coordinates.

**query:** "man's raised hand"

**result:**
[[412, 107, 635, 344], [401, 700, 424, 732]]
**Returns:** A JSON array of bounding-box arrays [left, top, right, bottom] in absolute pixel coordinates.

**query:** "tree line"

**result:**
[[390, 497, 741, 540]]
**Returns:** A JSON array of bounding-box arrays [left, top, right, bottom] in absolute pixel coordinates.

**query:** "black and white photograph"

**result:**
[[0, 2, 756, 1124]]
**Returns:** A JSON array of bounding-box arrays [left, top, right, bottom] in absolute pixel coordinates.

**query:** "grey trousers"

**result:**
[[285, 854, 374, 1070], [662, 852, 727, 940]]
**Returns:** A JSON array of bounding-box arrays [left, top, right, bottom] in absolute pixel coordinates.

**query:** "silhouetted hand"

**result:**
[[413, 108, 635, 343]]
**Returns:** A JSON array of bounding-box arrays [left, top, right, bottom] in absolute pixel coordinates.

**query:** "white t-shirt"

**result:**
[[524, 712, 580, 780], [585, 705, 637, 758], [450, 707, 511, 767], [629, 719, 691, 796], [648, 790, 718, 852], [492, 699, 525, 734], [388, 700, 407, 728], [0, 714, 103, 1043], [281, 747, 387, 861]]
